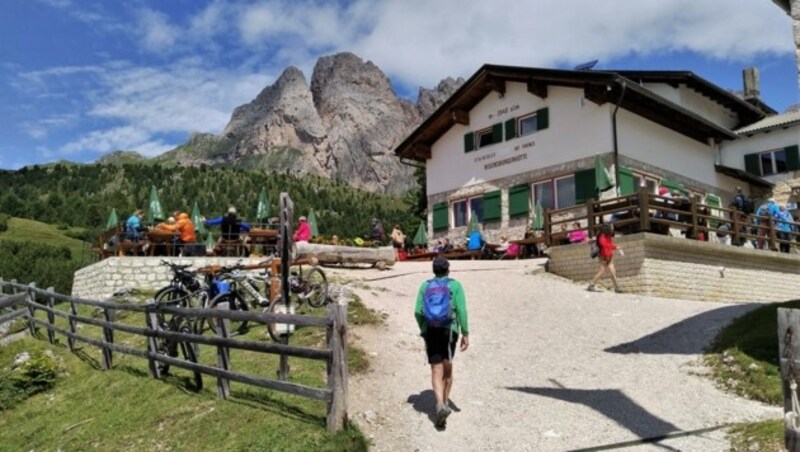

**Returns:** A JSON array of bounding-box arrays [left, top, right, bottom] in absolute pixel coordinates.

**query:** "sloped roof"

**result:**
[[714, 164, 774, 188], [395, 65, 765, 162], [735, 110, 800, 135]]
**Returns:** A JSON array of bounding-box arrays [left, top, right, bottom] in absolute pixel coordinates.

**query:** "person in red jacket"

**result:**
[[293, 216, 312, 242], [587, 223, 624, 293]]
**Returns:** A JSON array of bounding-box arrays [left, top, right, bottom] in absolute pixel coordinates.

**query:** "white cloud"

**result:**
[[59, 126, 174, 157], [136, 8, 179, 54], [20, 114, 78, 140]]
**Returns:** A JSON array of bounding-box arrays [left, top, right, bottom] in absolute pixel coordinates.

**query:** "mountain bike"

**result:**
[[154, 261, 207, 330], [265, 264, 329, 342], [149, 289, 202, 389]]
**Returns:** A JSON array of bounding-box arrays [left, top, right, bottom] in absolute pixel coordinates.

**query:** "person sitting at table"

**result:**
[[441, 237, 454, 253], [204, 206, 251, 240], [155, 216, 175, 231], [159, 212, 198, 256], [567, 222, 589, 243], [293, 215, 312, 243], [124, 209, 146, 242]]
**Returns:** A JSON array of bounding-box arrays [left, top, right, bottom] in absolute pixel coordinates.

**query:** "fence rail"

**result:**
[[544, 188, 800, 252], [0, 277, 348, 432]]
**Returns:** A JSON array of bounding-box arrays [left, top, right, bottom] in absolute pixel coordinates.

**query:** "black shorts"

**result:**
[[423, 327, 458, 364]]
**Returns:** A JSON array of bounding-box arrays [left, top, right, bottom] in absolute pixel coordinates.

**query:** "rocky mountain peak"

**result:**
[[417, 76, 465, 118]]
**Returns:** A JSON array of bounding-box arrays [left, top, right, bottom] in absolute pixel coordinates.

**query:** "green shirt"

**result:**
[[414, 277, 469, 336]]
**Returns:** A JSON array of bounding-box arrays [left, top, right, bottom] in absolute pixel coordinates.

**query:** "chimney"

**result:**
[[743, 66, 760, 99]]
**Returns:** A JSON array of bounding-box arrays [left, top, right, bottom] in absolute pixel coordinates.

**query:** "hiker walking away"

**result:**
[[587, 223, 624, 293], [414, 257, 469, 430]]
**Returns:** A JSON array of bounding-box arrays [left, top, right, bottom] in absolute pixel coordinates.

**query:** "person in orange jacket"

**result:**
[[160, 212, 197, 256]]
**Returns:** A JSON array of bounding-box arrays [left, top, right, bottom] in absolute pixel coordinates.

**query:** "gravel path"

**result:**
[[330, 259, 781, 451]]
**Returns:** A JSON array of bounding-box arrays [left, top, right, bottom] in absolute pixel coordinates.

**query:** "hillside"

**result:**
[[0, 217, 91, 264], [0, 163, 423, 240]]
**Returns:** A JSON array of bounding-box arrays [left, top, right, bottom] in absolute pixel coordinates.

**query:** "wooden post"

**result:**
[[67, 296, 78, 353], [690, 197, 699, 239], [732, 211, 741, 247], [25, 283, 36, 336], [778, 308, 800, 449], [543, 209, 552, 247], [586, 199, 596, 239], [46, 287, 56, 344], [145, 305, 161, 378], [216, 300, 231, 399], [326, 302, 349, 432], [768, 216, 778, 251], [101, 307, 115, 370], [637, 188, 649, 232]]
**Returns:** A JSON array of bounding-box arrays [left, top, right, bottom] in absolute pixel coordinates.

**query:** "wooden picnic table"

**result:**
[[147, 230, 178, 256], [247, 228, 279, 256]]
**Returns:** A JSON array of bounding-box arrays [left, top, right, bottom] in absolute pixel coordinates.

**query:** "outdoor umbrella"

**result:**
[[205, 232, 215, 253], [594, 155, 614, 195], [412, 220, 428, 246], [307, 209, 319, 237], [255, 188, 270, 223], [531, 200, 545, 230], [146, 185, 165, 225], [105, 208, 119, 229], [466, 215, 480, 235], [191, 201, 206, 235]]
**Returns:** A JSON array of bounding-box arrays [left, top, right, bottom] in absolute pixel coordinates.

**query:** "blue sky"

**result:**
[[0, 0, 796, 170]]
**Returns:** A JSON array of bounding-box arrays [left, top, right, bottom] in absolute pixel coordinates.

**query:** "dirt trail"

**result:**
[[329, 259, 780, 451]]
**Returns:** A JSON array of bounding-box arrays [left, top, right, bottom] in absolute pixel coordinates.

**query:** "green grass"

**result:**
[[0, 217, 91, 263], [0, 297, 370, 451], [703, 299, 800, 448]]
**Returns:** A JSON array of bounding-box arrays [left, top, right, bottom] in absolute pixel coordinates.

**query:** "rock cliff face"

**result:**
[[158, 52, 463, 195]]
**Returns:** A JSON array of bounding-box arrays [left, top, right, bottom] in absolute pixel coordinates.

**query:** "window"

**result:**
[[745, 146, 800, 176], [533, 175, 576, 210], [451, 196, 483, 228], [632, 173, 658, 194], [476, 128, 495, 148], [518, 113, 538, 137]]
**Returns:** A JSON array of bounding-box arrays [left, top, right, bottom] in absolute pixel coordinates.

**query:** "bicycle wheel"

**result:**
[[208, 292, 249, 335], [265, 296, 299, 342], [304, 267, 329, 308], [178, 324, 202, 390], [153, 287, 189, 373]]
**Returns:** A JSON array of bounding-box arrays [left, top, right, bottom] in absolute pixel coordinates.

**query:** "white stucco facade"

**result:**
[[721, 125, 800, 184]]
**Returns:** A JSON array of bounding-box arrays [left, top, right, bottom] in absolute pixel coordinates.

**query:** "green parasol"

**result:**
[[531, 200, 544, 230], [466, 214, 480, 235], [204, 232, 215, 252], [105, 208, 119, 229], [307, 209, 319, 237], [255, 188, 270, 221], [594, 155, 614, 195], [412, 220, 428, 246], [146, 185, 165, 225], [191, 201, 206, 235]]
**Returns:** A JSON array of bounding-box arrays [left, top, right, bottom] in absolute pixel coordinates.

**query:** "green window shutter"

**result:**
[[464, 132, 475, 153], [508, 184, 530, 218], [574, 168, 596, 204], [744, 153, 760, 175], [618, 166, 635, 195], [483, 190, 501, 221], [705, 193, 721, 228], [433, 202, 449, 231], [504, 118, 517, 140], [536, 108, 549, 130], [786, 145, 800, 170], [491, 123, 503, 144]]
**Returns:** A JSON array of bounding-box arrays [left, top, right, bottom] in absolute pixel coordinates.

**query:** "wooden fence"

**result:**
[[544, 188, 800, 252], [0, 278, 349, 432]]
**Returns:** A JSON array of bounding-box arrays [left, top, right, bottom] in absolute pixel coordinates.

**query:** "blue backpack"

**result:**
[[423, 278, 453, 327]]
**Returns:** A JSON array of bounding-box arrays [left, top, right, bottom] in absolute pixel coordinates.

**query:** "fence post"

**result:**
[[768, 216, 778, 251], [25, 283, 37, 336], [586, 199, 595, 239], [732, 211, 741, 246], [778, 308, 800, 449], [543, 209, 552, 247], [215, 301, 231, 399], [67, 295, 78, 353], [690, 197, 699, 239], [145, 304, 161, 379], [45, 287, 56, 344], [101, 306, 115, 370], [637, 188, 649, 232], [326, 301, 349, 432]]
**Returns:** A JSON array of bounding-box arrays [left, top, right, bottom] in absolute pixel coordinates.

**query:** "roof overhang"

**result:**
[[395, 65, 757, 162], [773, 0, 791, 14], [714, 164, 774, 189]]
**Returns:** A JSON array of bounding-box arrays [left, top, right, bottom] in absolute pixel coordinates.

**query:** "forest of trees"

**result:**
[[0, 163, 426, 241]]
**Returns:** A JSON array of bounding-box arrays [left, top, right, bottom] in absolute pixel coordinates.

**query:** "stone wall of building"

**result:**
[[548, 232, 800, 302], [72, 257, 268, 300]]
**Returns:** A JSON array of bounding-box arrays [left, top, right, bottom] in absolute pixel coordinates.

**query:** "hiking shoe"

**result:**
[[587, 284, 597, 292], [435, 404, 451, 429], [615, 287, 624, 294]]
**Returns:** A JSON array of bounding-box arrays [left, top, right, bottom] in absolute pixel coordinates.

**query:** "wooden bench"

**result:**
[[93, 224, 123, 260]]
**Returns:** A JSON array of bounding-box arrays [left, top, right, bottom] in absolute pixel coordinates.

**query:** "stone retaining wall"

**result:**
[[548, 232, 800, 302], [72, 257, 268, 300]]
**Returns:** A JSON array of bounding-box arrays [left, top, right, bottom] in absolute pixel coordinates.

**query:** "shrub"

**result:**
[[0, 214, 8, 232], [0, 351, 59, 410]]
